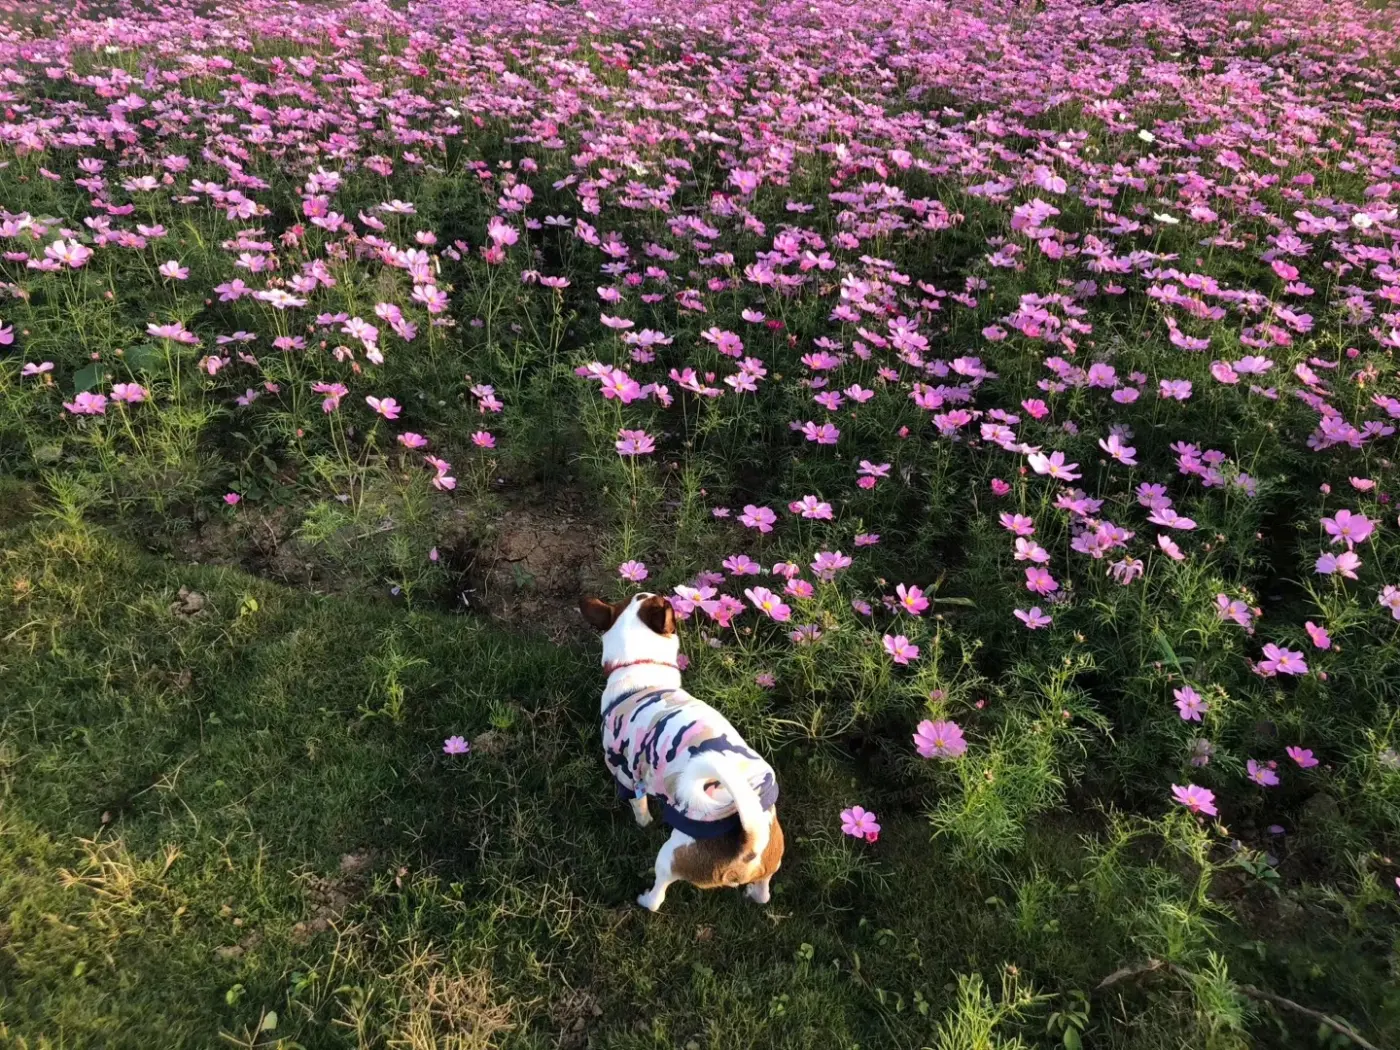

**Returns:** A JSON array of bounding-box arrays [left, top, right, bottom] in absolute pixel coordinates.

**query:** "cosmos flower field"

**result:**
[[2, 0, 1399, 1046]]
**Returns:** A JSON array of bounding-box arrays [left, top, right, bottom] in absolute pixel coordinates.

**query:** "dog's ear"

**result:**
[[579, 596, 621, 631], [636, 595, 677, 637]]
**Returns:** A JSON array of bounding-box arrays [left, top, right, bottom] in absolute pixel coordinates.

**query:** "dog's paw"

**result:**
[[636, 892, 662, 912], [633, 810, 653, 828]]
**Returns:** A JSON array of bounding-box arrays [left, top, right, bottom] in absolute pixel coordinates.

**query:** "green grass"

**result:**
[[0, 494, 971, 1049], [2, 490, 1394, 1050]]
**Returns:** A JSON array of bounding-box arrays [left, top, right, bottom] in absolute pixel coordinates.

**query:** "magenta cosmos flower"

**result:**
[[1257, 643, 1308, 676], [1321, 509, 1374, 548], [913, 719, 967, 759], [789, 495, 834, 520], [63, 391, 107, 415], [618, 560, 648, 582], [443, 735, 470, 756], [1171, 784, 1217, 817], [1247, 759, 1280, 787], [1014, 606, 1051, 629], [1027, 450, 1081, 481], [1285, 746, 1319, 769], [366, 395, 401, 419], [739, 504, 777, 532], [744, 586, 792, 622], [615, 428, 655, 456], [840, 805, 880, 842], [723, 553, 761, 575], [999, 513, 1035, 536], [1315, 550, 1362, 579], [883, 634, 919, 665], [1173, 685, 1208, 722], [896, 583, 929, 615]]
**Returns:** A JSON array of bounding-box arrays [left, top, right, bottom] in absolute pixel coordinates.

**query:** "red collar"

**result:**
[[603, 658, 679, 677]]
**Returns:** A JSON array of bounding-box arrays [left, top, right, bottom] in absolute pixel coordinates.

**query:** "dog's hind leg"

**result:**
[[629, 794, 653, 827], [637, 829, 688, 911]]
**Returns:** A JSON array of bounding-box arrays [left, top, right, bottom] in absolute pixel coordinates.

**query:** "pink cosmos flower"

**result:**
[[811, 551, 851, 580], [854, 533, 880, 547], [472, 431, 496, 449], [1172, 784, 1217, 817], [1286, 746, 1319, 769], [1157, 535, 1185, 561], [398, 432, 428, 449], [840, 806, 880, 843], [1174, 686, 1207, 722], [999, 513, 1035, 536], [914, 719, 967, 759], [616, 429, 656, 456], [157, 260, 189, 280], [784, 578, 815, 600], [110, 383, 148, 404], [1257, 643, 1308, 676], [1024, 567, 1059, 595], [896, 583, 929, 615], [1321, 509, 1374, 547], [443, 735, 470, 756], [366, 395, 401, 420], [1147, 508, 1197, 530], [789, 495, 834, 520], [224, 493, 241, 506], [1159, 379, 1193, 400], [740, 505, 776, 532], [1315, 551, 1361, 579], [723, 554, 761, 576], [312, 382, 348, 413], [1216, 596, 1254, 630], [883, 634, 920, 665], [1378, 585, 1400, 620], [1027, 450, 1081, 481], [1098, 433, 1137, 466], [990, 478, 1011, 496], [1014, 607, 1051, 629], [745, 586, 792, 622], [1304, 621, 1331, 649], [63, 392, 107, 415], [1014, 538, 1050, 564], [801, 421, 840, 445], [618, 561, 648, 582], [1209, 360, 1239, 385], [1247, 759, 1279, 787]]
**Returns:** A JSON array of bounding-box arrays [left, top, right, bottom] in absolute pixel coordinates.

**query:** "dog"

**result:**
[[580, 592, 783, 911]]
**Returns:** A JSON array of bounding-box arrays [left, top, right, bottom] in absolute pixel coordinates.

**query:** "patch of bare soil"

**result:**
[[456, 488, 606, 642], [169, 505, 330, 591], [547, 984, 604, 1048], [149, 483, 610, 641]]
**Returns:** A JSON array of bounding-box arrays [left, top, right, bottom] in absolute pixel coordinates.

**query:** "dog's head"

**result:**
[[579, 592, 678, 667]]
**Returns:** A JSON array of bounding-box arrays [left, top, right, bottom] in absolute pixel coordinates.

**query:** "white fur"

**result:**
[[596, 594, 775, 910]]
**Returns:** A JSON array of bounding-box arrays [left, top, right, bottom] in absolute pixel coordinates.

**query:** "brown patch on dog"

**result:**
[[579, 596, 626, 631], [636, 594, 677, 636], [671, 811, 784, 889]]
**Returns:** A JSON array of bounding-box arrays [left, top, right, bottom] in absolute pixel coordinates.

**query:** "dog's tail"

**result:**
[[710, 756, 771, 862]]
